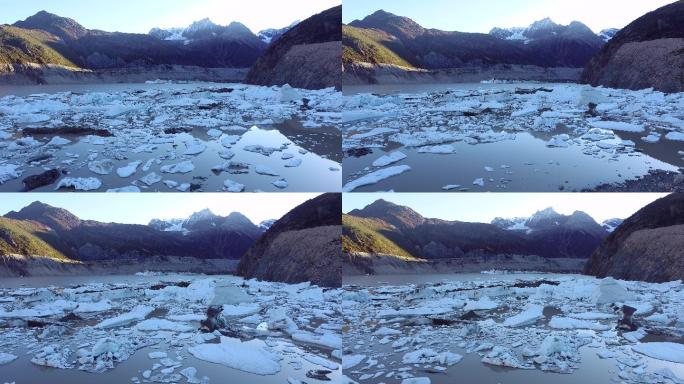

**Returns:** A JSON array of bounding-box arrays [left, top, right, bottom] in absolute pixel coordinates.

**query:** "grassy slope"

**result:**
[[342, 214, 417, 260], [0, 217, 70, 260], [0, 25, 77, 67], [342, 25, 415, 68]]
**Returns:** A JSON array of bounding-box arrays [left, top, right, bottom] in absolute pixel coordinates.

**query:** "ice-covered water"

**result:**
[[0, 274, 343, 383], [0, 82, 342, 192], [343, 273, 684, 384], [342, 83, 684, 192]]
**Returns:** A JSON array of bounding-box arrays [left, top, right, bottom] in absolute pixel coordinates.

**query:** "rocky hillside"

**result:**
[[237, 193, 342, 287], [4, 10, 267, 70], [4, 201, 261, 261], [344, 10, 605, 71], [343, 199, 609, 260], [581, 1, 684, 92], [585, 193, 684, 282], [245, 5, 341, 90]]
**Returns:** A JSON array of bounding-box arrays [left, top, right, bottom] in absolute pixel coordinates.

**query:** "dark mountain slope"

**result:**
[[245, 5, 341, 90], [581, 1, 684, 92], [585, 193, 684, 282], [238, 193, 342, 287]]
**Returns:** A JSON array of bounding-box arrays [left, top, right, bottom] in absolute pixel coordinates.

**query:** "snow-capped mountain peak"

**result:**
[[599, 28, 619, 42], [258, 219, 277, 230], [257, 20, 299, 44], [601, 218, 624, 232], [186, 18, 218, 33]]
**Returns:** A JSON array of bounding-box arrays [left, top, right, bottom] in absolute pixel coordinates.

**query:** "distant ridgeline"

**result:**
[[342, 9, 607, 83], [0, 6, 342, 89]]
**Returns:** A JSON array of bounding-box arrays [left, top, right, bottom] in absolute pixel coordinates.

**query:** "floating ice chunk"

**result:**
[[302, 353, 338, 370], [47, 136, 71, 146], [547, 134, 571, 148], [373, 326, 401, 336], [589, 121, 644, 132], [116, 161, 142, 178], [160, 160, 195, 174], [632, 342, 684, 363], [665, 132, 684, 141], [548, 316, 610, 330], [55, 177, 101, 191], [0, 352, 17, 365], [207, 129, 222, 138], [372, 151, 407, 167], [472, 178, 485, 187], [221, 135, 241, 147], [184, 142, 207, 156], [95, 305, 154, 329], [284, 158, 302, 167], [223, 179, 245, 192], [567, 312, 616, 320], [222, 303, 260, 317], [281, 152, 294, 160], [88, 159, 114, 175], [188, 336, 281, 375], [343, 165, 411, 192], [292, 332, 342, 350], [255, 165, 279, 176], [442, 184, 461, 190], [511, 106, 538, 117], [136, 318, 193, 332], [503, 304, 543, 327], [139, 172, 162, 186], [402, 348, 462, 366], [463, 297, 497, 311], [401, 378, 431, 384], [244, 145, 280, 156], [342, 354, 366, 369], [417, 144, 456, 154], [218, 149, 235, 160], [272, 179, 288, 189], [75, 300, 112, 313], [0, 164, 22, 184], [481, 346, 528, 368], [106, 186, 141, 192], [594, 277, 632, 305], [641, 132, 661, 143], [350, 127, 396, 139], [180, 367, 201, 384], [623, 328, 647, 342], [148, 351, 167, 359], [91, 337, 121, 357]]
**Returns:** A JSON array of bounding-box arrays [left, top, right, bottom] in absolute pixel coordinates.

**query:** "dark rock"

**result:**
[[164, 127, 193, 134], [237, 193, 342, 287], [306, 370, 332, 381], [59, 312, 82, 322], [22, 169, 61, 191], [581, 1, 684, 92], [617, 305, 638, 331], [585, 193, 684, 282], [460, 310, 481, 321], [200, 306, 227, 333], [246, 6, 341, 90]]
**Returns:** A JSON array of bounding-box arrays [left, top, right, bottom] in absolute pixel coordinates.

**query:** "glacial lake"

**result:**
[[342, 82, 684, 192], [342, 272, 684, 384], [0, 273, 342, 384], [0, 82, 342, 192]]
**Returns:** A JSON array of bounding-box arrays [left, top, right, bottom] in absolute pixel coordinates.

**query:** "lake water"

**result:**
[[0, 82, 342, 192], [343, 273, 684, 384], [0, 273, 342, 384], [342, 82, 683, 192]]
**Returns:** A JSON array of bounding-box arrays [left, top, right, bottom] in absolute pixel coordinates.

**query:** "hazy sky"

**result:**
[[1, 0, 340, 34], [343, 0, 676, 33], [0, 193, 321, 225], [343, 193, 668, 223]]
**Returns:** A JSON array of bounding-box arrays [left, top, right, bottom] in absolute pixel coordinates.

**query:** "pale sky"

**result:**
[[0, 193, 321, 225], [1, 0, 340, 34], [343, 193, 668, 223], [343, 0, 677, 33]]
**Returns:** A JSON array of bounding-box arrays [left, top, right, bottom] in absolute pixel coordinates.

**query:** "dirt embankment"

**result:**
[[0, 254, 238, 277], [344, 253, 587, 276], [0, 63, 248, 85]]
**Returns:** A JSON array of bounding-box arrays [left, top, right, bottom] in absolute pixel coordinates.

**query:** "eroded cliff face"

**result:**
[[581, 1, 684, 92], [245, 6, 341, 90], [237, 193, 342, 287], [585, 193, 684, 282]]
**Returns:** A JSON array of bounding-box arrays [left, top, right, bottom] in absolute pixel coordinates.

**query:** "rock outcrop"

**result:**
[[237, 193, 342, 287], [584, 193, 684, 282], [245, 5, 341, 90], [581, 1, 684, 92]]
